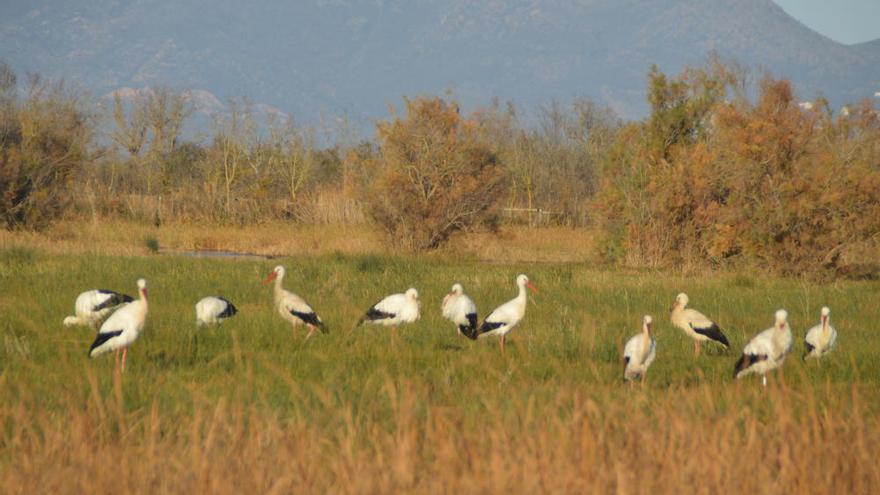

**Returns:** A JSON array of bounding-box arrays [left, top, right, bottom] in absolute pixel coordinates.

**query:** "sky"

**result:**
[[773, 0, 880, 45]]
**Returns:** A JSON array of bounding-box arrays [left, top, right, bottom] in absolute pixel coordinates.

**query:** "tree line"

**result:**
[[1, 58, 878, 276]]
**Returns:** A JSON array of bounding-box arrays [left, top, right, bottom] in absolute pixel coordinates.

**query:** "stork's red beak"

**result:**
[[263, 271, 277, 285], [527, 282, 538, 293]]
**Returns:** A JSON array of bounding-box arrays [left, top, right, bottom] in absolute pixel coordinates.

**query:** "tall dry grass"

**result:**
[[2, 377, 877, 494]]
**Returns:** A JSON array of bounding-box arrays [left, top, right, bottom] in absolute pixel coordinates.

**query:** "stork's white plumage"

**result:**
[[195, 296, 238, 326], [63, 289, 134, 329], [442, 283, 478, 339], [623, 315, 656, 383], [804, 306, 837, 360], [357, 288, 421, 332], [265, 266, 327, 339], [476, 274, 537, 355], [670, 293, 730, 357], [88, 278, 148, 372], [734, 309, 793, 386]]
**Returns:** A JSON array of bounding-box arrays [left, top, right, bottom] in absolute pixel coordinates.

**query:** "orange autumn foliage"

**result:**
[[593, 65, 880, 276], [353, 97, 507, 251]]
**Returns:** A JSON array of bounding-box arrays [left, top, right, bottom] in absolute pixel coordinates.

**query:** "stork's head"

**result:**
[[450, 283, 463, 295], [820, 306, 830, 325], [517, 274, 537, 293], [643, 315, 653, 335], [264, 265, 285, 284], [137, 278, 148, 298], [671, 292, 688, 311], [406, 288, 419, 301], [775, 309, 788, 330]]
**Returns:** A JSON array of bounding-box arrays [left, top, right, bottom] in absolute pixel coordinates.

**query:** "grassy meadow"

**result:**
[[1, 231, 879, 493]]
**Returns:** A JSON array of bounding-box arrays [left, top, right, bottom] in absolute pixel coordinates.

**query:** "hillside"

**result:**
[[1, 0, 878, 129]]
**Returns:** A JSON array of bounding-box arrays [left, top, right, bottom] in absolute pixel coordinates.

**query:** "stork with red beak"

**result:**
[[264, 265, 328, 339], [734, 309, 793, 386], [670, 293, 730, 357], [623, 315, 656, 384], [88, 278, 148, 373], [476, 274, 537, 356], [803, 306, 837, 360]]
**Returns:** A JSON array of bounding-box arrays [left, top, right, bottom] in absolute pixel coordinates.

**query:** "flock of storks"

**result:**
[[64, 266, 838, 385]]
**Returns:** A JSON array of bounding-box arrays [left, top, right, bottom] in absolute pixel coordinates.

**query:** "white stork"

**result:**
[[195, 296, 238, 326], [734, 309, 793, 386], [441, 283, 478, 339], [63, 289, 134, 329], [623, 315, 656, 384], [475, 274, 537, 356], [803, 306, 837, 360], [264, 266, 327, 339], [670, 293, 730, 357], [88, 278, 148, 372], [356, 288, 420, 338]]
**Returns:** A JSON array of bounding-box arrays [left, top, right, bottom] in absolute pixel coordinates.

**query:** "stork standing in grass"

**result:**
[[356, 288, 420, 340], [195, 296, 238, 326], [476, 274, 537, 356], [88, 278, 148, 373], [64, 289, 134, 329], [803, 306, 837, 360], [623, 315, 656, 384], [734, 309, 793, 386], [442, 283, 478, 339], [265, 266, 327, 339], [670, 293, 730, 357]]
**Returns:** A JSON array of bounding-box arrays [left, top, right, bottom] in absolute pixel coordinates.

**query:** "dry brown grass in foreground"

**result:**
[[2, 379, 877, 494]]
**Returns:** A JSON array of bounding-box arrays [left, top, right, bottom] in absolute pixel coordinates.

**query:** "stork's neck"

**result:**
[[273, 274, 285, 302], [515, 282, 528, 309], [139, 288, 148, 308], [821, 316, 830, 334], [640, 326, 652, 360]]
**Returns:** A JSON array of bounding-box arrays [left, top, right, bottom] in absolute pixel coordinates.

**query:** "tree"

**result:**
[[355, 97, 507, 251], [0, 69, 94, 229]]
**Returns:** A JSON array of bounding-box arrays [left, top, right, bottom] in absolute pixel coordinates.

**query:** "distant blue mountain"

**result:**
[[2, 0, 878, 132]]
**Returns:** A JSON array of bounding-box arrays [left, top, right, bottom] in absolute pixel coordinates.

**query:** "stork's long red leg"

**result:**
[[121, 348, 128, 373]]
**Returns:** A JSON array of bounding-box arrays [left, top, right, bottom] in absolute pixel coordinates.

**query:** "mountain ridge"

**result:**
[[1, 0, 878, 130]]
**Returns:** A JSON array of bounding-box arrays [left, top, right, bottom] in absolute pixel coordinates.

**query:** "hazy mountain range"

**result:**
[[2, 0, 879, 133]]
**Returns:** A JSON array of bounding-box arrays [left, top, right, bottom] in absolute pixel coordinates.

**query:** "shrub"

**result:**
[[354, 97, 507, 251], [592, 61, 880, 276], [0, 65, 94, 230]]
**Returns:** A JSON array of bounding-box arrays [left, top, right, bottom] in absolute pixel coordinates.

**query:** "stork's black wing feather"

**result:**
[[93, 290, 134, 311], [292, 310, 328, 333], [217, 297, 238, 318], [691, 322, 730, 348], [357, 306, 395, 326], [477, 320, 505, 336], [466, 313, 478, 332], [88, 330, 123, 356], [733, 353, 767, 377], [802, 342, 815, 361]]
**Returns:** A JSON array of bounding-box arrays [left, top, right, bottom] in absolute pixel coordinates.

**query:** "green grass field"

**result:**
[[2, 247, 879, 493]]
